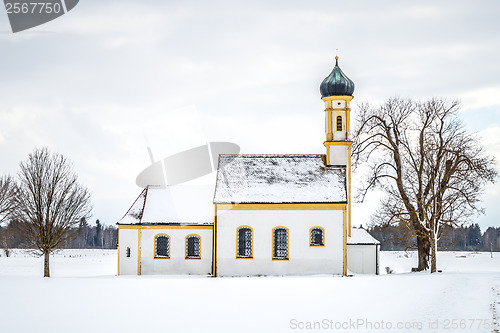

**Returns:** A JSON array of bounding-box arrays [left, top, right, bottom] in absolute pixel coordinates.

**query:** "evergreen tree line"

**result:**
[[0, 218, 118, 253], [368, 223, 500, 252]]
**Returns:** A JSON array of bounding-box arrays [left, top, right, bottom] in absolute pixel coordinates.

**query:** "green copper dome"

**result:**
[[320, 56, 355, 98]]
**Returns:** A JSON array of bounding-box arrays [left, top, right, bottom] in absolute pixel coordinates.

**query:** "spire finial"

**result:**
[[335, 55, 339, 66]]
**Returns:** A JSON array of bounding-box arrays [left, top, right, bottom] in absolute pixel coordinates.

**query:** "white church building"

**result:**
[[117, 57, 380, 277]]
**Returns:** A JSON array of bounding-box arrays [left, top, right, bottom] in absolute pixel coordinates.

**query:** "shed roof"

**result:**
[[347, 228, 380, 245], [213, 154, 347, 204]]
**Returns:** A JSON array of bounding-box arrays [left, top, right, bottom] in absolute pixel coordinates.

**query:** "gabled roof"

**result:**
[[118, 185, 214, 225], [213, 154, 347, 204], [347, 228, 380, 245]]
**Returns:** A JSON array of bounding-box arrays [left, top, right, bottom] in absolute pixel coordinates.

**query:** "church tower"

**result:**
[[320, 56, 355, 235]]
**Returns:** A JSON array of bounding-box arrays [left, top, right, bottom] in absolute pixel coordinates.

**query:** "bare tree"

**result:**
[[0, 175, 17, 226], [13, 148, 92, 277], [353, 98, 497, 272], [0, 175, 18, 256]]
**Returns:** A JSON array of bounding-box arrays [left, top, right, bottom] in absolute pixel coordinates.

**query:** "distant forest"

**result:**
[[0, 218, 118, 253], [368, 223, 500, 252], [2, 218, 500, 254]]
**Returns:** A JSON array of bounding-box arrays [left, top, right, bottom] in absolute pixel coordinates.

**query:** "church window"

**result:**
[[186, 234, 201, 259], [310, 227, 324, 246], [237, 226, 253, 258], [126, 247, 130, 257], [336, 116, 343, 131], [154, 234, 170, 258], [273, 227, 289, 260]]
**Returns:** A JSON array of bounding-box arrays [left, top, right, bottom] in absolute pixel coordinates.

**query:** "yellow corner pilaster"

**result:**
[[137, 228, 141, 275], [348, 143, 352, 237], [213, 205, 217, 277], [326, 109, 333, 141], [117, 225, 121, 276], [343, 208, 347, 276]]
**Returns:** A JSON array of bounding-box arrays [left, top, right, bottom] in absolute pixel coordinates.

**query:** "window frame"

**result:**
[[154, 233, 170, 259], [185, 234, 202, 260], [236, 226, 253, 259], [272, 226, 289, 261], [336, 115, 343, 131], [309, 227, 325, 247]]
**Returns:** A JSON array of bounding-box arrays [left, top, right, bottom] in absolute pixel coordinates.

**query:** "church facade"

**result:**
[[117, 58, 380, 276]]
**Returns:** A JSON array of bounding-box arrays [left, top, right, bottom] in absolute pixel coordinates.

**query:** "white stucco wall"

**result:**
[[329, 145, 349, 166], [139, 227, 213, 275], [216, 209, 344, 277], [347, 244, 379, 274], [118, 228, 139, 275]]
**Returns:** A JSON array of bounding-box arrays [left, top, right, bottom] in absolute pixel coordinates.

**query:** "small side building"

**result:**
[[347, 228, 380, 275], [117, 185, 214, 276]]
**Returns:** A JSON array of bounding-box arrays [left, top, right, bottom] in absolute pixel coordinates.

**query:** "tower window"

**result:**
[[186, 234, 201, 259], [310, 227, 324, 246], [273, 227, 289, 260], [126, 247, 130, 257], [237, 226, 253, 258], [154, 234, 170, 258], [336, 116, 343, 131]]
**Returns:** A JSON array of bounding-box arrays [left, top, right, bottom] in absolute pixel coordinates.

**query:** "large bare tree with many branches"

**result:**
[[353, 98, 497, 272], [13, 148, 92, 277]]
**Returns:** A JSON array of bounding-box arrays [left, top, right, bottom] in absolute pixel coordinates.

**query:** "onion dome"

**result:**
[[320, 56, 355, 98]]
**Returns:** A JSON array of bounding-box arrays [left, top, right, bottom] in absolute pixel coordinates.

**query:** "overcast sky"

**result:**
[[0, 1, 499, 230]]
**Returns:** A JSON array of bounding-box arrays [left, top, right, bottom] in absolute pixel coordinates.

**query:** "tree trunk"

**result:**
[[430, 228, 437, 273], [43, 251, 50, 277], [416, 235, 429, 271]]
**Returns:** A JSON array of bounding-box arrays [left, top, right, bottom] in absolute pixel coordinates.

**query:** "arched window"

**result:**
[[273, 227, 289, 260], [155, 234, 170, 258], [186, 234, 201, 259], [237, 226, 253, 258], [336, 116, 343, 131], [126, 247, 131, 257], [310, 227, 324, 246]]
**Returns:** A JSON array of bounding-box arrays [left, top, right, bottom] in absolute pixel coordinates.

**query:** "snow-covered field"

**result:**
[[0, 250, 499, 333]]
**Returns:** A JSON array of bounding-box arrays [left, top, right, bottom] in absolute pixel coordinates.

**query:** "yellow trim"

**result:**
[[321, 95, 353, 103], [137, 228, 142, 275], [324, 141, 352, 147], [309, 226, 325, 247], [343, 209, 347, 276], [327, 109, 333, 141], [236, 225, 254, 259], [346, 107, 351, 140], [185, 234, 202, 260], [118, 224, 213, 230], [348, 145, 352, 237], [217, 203, 346, 210], [213, 205, 217, 276], [153, 233, 171, 259], [272, 226, 289, 261], [117, 226, 121, 275]]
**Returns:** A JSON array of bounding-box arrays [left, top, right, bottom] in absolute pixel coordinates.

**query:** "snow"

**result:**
[[0, 250, 499, 333], [118, 185, 215, 224], [214, 154, 347, 204], [347, 228, 380, 244]]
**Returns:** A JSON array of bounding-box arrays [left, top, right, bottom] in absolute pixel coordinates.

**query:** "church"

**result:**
[[116, 57, 380, 277]]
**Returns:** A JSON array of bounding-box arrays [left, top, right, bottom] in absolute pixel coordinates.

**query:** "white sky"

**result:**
[[0, 1, 499, 230]]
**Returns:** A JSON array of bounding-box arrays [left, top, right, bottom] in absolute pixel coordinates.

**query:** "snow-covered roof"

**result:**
[[118, 185, 214, 225], [213, 154, 347, 204], [347, 228, 380, 245]]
